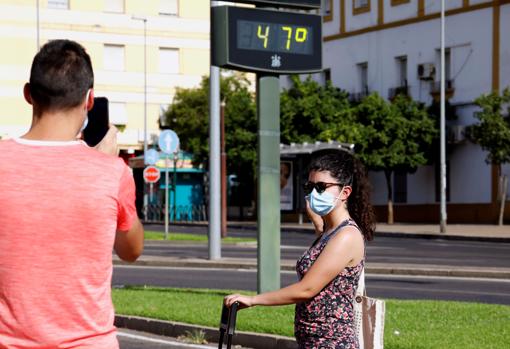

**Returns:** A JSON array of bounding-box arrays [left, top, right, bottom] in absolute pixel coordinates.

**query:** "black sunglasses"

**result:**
[[303, 181, 343, 195]]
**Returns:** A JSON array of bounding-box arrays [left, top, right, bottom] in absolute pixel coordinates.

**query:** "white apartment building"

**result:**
[[0, 0, 210, 158], [319, 0, 509, 223]]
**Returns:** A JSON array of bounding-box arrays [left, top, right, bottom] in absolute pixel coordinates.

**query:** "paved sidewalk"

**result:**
[[367, 223, 508, 240], [280, 222, 509, 241]]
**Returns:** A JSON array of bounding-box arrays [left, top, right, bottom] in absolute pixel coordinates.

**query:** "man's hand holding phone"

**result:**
[[95, 125, 119, 156], [81, 96, 118, 156]]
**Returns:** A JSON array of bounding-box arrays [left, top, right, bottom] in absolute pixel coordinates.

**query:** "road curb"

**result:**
[[114, 259, 510, 280], [115, 315, 297, 349]]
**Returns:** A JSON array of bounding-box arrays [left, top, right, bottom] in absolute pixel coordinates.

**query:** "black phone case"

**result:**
[[83, 97, 109, 147]]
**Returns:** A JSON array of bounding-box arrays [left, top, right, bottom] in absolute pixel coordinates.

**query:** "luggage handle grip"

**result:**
[[218, 301, 240, 349], [227, 302, 239, 336]]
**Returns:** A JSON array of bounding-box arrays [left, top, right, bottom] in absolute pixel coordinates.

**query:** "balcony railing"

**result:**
[[430, 80, 455, 94], [388, 85, 410, 99], [349, 86, 370, 103]]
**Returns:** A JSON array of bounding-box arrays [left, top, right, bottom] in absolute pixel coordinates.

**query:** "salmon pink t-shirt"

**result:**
[[0, 138, 137, 348]]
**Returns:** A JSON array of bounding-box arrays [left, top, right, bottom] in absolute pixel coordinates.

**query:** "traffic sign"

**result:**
[[158, 130, 180, 154], [212, 6, 322, 74], [143, 166, 161, 183], [145, 148, 159, 165]]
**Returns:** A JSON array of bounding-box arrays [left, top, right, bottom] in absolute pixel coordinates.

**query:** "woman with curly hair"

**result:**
[[225, 149, 376, 348]]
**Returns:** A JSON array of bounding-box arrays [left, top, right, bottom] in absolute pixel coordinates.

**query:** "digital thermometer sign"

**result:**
[[212, 6, 322, 74], [237, 20, 314, 55]]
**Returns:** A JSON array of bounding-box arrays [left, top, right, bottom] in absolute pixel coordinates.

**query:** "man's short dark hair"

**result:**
[[29, 40, 94, 113]]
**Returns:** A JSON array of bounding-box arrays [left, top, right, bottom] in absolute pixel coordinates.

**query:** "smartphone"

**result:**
[[83, 97, 109, 147]]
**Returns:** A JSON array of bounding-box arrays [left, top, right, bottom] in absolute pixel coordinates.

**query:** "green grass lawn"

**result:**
[[112, 286, 510, 349], [144, 231, 256, 244]]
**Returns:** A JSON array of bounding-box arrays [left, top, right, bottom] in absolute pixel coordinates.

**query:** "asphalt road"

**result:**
[[112, 265, 510, 305], [140, 238, 510, 269]]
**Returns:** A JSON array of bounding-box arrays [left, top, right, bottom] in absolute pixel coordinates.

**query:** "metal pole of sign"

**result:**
[[257, 74, 281, 293], [439, 0, 447, 233], [165, 157, 170, 240], [220, 101, 227, 237], [173, 152, 178, 222], [148, 182, 153, 222], [208, 0, 222, 260]]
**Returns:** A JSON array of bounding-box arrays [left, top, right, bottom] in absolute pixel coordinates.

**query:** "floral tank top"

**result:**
[[294, 219, 364, 349]]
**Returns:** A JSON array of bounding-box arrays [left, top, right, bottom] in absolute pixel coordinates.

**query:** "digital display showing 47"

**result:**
[[237, 20, 313, 55]]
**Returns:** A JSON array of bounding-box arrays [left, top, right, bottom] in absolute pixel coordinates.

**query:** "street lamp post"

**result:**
[[209, 1, 222, 260], [440, 0, 447, 233], [132, 15, 148, 221], [36, 0, 40, 50], [132, 16, 148, 161]]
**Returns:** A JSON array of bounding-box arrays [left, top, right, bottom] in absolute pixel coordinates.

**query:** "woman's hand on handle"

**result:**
[[224, 294, 254, 310]]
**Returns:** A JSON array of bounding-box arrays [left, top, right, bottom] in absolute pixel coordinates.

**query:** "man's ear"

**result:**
[[86, 89, 95, 111], [23, 83, 33, 105]]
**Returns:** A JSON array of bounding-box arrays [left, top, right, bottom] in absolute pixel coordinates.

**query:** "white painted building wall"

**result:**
[[315, 0, 509, 207]]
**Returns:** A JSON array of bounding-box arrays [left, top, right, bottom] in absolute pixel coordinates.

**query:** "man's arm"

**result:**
[[94, 125, 143, 262], [114, 216, 144, 262]]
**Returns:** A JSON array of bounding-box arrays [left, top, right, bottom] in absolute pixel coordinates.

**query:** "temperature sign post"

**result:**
[[212, 6, 322, 74], [211, 2, 323, 293]]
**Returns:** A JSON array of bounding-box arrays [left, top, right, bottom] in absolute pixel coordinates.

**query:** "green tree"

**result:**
[[280, 75, 355, 144], [162, 73, 257, 206], [468, 88, 510, 225], [355, 93, 437, 224]]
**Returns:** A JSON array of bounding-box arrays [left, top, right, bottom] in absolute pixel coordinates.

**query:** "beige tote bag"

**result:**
[[353, 268, 385, 349]]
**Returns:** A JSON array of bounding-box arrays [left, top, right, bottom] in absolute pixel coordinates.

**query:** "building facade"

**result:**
[[320, 0, 509, 222], [0, 0, 210, 156]]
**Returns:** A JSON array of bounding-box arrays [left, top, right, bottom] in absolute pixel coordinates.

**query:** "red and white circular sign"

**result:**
[[143, 166, 161, 183]]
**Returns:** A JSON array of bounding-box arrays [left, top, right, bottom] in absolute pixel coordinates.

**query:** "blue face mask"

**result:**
[[307, 188, 341, 216]]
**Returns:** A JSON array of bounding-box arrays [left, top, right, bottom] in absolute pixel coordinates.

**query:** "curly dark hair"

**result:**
[[308, 149, 376, 241]]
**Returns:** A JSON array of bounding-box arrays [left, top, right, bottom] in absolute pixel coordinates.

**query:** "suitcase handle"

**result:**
[[218, 302, 239, 349]]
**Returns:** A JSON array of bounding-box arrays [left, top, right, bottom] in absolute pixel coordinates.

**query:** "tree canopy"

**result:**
[[162, 74, 257, 186], [469, 88, 510, 167], [280, 75, 355, 144]]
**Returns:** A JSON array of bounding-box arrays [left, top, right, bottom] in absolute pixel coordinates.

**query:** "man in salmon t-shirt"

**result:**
[[0, 40, 144, 348]]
